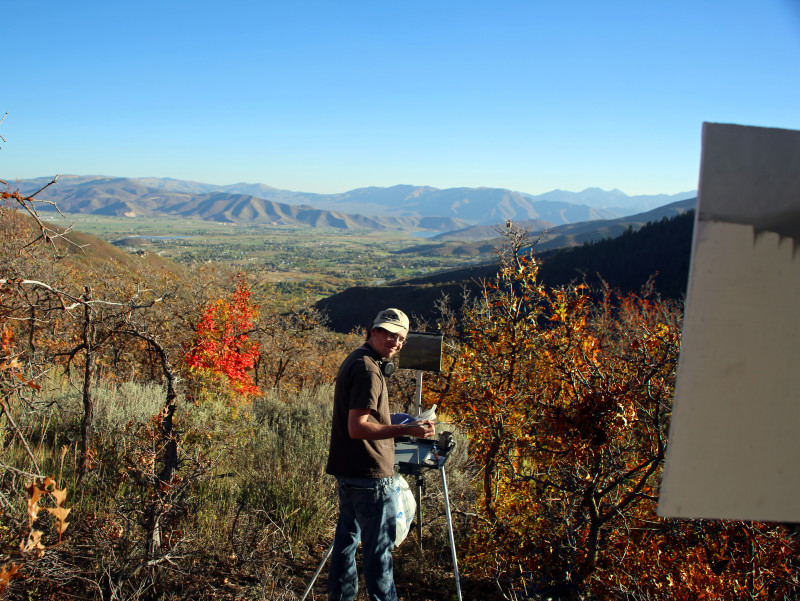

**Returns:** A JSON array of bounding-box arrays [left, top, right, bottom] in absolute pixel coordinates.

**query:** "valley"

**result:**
[[43, 212, 495, 300]]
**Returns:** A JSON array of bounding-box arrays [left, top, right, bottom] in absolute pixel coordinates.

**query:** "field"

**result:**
[[44, 212, 493, 300]]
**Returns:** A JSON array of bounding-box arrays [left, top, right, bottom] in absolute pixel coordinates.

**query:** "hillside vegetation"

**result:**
[[2, 181, 798, 601]]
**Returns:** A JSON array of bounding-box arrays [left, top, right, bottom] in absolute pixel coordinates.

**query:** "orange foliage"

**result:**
[[432, 246, 799, 598], [0, 476, 70, 594]]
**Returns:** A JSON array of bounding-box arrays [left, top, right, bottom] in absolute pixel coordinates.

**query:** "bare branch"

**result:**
[[2, 176, 86, 254], [0, 399, 42, 476], [0, 280, 166, 315], [0, 111, 7, 145]]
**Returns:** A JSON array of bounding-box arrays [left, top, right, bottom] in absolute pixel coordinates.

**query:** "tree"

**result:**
[[431, 222, 799, 599], [1, 174, 78, 592], [252, 305, 342, 398], [2, 165, 190, 594], [183, 275, 260, 402]]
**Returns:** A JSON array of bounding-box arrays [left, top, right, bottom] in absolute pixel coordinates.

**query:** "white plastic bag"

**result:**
[[392, 473, 416, 546], [418, 404, 437, 421]]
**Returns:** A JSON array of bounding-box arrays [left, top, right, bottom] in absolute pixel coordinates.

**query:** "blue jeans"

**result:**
[[328, 476, 398, 601]]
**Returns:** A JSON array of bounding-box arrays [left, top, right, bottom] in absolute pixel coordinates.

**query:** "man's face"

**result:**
[[369, 327, 408, 359]]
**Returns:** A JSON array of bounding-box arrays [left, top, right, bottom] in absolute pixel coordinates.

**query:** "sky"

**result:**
[[2, 0, 799, 197]]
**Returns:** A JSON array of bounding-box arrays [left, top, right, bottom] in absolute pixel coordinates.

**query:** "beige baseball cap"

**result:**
[[372, 308, 410, 334]]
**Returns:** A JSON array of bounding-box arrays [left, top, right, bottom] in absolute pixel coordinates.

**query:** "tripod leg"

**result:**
[[416, 475, 424, 548], [301, 541, 334, 601], [440, 467, 463, 601]]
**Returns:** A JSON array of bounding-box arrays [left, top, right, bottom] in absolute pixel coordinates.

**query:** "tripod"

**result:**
[[395, 432, 463, 601]]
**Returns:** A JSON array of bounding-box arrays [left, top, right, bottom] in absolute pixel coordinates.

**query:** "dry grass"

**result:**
[[2, 377, 481, 600]]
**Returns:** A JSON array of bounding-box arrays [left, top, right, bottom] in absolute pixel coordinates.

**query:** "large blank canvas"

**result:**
[[658, 122, 800, 521]]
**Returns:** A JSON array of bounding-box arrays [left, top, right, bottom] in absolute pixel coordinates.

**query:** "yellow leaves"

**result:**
[[47, 505, 71, 538], [24, 480, 45, 525], [0, 324, 41, 391], [1, 476, 70, 591], [0, 562, 21, 595], [24, 476, 70, 544], [435, 258, 689, 592], [0, 355, 21, 371], [19, 530, 44, 554], [553, 302, 568, 322]]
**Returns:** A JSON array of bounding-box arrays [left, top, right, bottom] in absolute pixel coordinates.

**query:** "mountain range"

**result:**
[[6, 175, 696, 234], [430, 197, 696, 246]]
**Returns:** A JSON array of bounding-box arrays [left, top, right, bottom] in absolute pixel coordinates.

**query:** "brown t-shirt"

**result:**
[[326, 344, 395, 478]]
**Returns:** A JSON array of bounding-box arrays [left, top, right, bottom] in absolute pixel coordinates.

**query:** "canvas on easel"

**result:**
[[658, 123, 800, 522]]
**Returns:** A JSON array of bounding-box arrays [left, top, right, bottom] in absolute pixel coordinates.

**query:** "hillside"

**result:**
[[392, 197, 695, 260], [30, 217, 189, 280], [315, 210, 696, 333], [432, 197, 696, 244]]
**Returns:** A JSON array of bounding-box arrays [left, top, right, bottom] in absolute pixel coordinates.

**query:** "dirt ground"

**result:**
[[284, 538, 495, 601]]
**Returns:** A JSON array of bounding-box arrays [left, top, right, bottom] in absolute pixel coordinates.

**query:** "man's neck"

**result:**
[[364, 339, 385, 359]]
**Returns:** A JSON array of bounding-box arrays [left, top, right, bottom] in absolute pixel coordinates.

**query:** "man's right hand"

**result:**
[[406, 419, 436, 439]]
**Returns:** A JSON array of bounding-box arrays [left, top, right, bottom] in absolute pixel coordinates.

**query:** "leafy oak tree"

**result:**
[[431, 222, 800, 599]]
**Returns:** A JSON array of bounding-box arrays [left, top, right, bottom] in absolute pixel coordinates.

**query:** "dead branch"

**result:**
[[2, 176, 86, 254], [0, 111, 7, 146], [0, 399, 42, 476], [0, 279, 166, 315]]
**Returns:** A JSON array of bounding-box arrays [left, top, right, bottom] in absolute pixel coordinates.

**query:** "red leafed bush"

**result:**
[[184, 275, 260, 401]]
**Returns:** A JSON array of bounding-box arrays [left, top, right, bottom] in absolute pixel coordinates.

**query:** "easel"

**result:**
[[398, 332, 442, 545], [394, 332, 463, 601]]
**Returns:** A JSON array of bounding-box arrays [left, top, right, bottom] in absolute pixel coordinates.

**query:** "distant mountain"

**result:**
[[5, 175, 696, 232], [527, 187, 691, 211], [257, 184, 694, 225], [213, 183, 693, 220], [298, 185, 621, 224], [528, 197, 696, 251], [395, 198, 696, 263], [6, 176, 465, 231]]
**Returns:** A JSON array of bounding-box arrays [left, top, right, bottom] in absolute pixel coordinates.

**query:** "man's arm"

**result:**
[[348, 408, 435, 440]]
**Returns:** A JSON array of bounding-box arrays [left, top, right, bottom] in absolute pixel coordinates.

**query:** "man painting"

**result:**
[[326, 308, 436, 601]]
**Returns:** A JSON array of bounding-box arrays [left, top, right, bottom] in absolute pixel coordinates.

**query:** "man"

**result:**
[[326, 308, 436, 601]]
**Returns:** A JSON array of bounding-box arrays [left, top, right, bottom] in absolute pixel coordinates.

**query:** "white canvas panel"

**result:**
[[658, 122, 800, 521]]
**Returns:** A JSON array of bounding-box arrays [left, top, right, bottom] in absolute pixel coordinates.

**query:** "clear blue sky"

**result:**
[[3, 0, 799, 196]]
